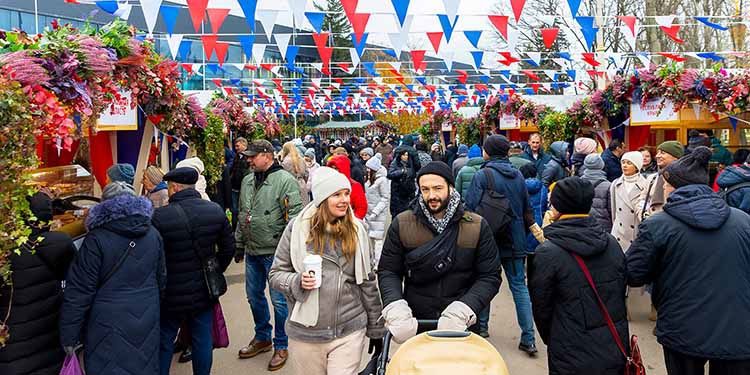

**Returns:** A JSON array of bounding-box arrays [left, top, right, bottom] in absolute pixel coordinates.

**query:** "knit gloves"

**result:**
[[437, 301, 476, 331]]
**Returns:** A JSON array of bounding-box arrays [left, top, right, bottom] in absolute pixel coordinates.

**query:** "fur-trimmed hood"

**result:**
[[85, 194, 154, 236]]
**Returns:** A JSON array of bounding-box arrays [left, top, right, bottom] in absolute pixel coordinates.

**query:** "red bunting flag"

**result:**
[[186, 0, 209, 32], [147, 114, 165, 125], [521, 70, 540, 81], [658, 52, 686, 62], [618, 15, 637, 37], [540, 28, 559, 49], [340, 0, 358, 17], [312, 32, 329, 50], [488, 15, 509, 41], [206, 8, 230, 35], [410, 50, 426, 72], [581, 52, 600, 67], [426, 32, 443, 53], [214, 41, 229, 66], [319, 46, 334, 74], [497, 51, 520, 66], [212, 78, 223, 87], [530, 83, 541, 93], [201, 35, 218, 60], [180, 63, 194, 75], [660, 25, 684, 44], [244, 64, 258, 70], [272, 78, 283, 91], [509, 0, 526, 23], [456, 70, 468, 84], [350, 13, 370, 44], [260, 63, 275, 72]]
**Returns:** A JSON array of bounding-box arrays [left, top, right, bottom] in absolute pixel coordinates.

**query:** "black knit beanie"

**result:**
[[550, 177, 594, 215], [417, 161, 455, 186], [484, 135, 510, 158], [663, 146, 712, 188]]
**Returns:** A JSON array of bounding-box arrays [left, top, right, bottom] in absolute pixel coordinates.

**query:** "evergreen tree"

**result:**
[[314, 0, 353, 66]]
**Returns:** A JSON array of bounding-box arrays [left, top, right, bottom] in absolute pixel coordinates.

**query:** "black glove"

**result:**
[[368, 338, 383, 356], [234, 248, 245, 263]]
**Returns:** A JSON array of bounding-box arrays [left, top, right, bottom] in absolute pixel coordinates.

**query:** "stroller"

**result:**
[[361, 320, 510, 375]]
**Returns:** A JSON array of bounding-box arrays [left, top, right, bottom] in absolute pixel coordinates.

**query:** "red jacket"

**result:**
[[327, 155, 368, 219]]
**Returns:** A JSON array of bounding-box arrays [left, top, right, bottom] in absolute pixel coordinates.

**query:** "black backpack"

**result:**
[[719, 182, 750, 202], [474, 167, 515, 240]]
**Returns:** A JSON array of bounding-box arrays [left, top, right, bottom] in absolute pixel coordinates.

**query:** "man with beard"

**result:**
[[378, 161, 501, 344]]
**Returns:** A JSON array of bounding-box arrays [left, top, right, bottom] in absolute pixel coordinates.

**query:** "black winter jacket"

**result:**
[[387, 145, 420, 217], [530, 216, 628, 375], [627, 184, 750, 360], [0, 229, 75, 375], [152, 189, 234, 316], [378, 202, 501, 322]]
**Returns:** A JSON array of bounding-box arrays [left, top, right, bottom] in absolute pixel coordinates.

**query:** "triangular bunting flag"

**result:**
[[206, 8, 230, 35], [257, 9, 280, 39], [113, 3, 132, 20], [437, 14, 459, 42], [470, 51, 484, 71], [618, 15, 637, 37], [660, 25, 684, 44], [350, 48, 361, 69], [312, 32, 329, 51], [305, 12, 326, 33], [729, 116, 738, 132], [427, 32, 443, 53], [442, 51, 454, 71], [201, 35, 218, 60], [527, 52, 542, 66], [352, 32, 369, 57], [166, 34, 183, 60], [566, 0, 581, 16], [340, 0, 358, 16], [410, 50, 426, 72], [274, 34, 292, 59], [488, 15, 509, 41], [237, 0, 258, 32], [186, 0, 209, 32], [160, 5, 179, 36], [139, 0, 162, 35], [391, 0, 410, 27], [350, 13, 371, 44], [694, 16, 728, 31], [96, 1, 118, 14], [442, 0, 461, 21], [252, 44, 267, 64], [215, 41, 229, 66], [285, 45, 300, 66], [178, 40, 192, 61], [510, 0, 526, 23], [239, 35, 255, 60], [540, 28, 559, 48], [464, 30, 482, 48]]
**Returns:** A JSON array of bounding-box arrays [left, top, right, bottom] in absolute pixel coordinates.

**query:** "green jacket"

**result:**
[[456, 157, 485, 198], [235, 165, 303, 256]]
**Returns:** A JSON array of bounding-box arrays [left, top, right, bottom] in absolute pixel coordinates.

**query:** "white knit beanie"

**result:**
[[177, 157, 205, 174], [366, 154, 382, 171], [311, 167, 351, 207], [621, 151, 644, 171]]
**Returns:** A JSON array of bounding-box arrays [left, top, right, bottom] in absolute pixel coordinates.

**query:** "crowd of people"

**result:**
[[1, 129, 750, 375]]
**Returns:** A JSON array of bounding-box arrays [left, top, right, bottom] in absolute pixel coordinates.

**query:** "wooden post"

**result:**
[[132, 122, 155, 195]]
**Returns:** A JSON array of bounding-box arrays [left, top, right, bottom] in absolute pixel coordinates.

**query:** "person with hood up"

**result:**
[[452, 144, 469, 177], [712, 148, 750, 192], [610, 151, 648, 252], [0, 192, 75, 375], [542, 141, 570, 187], [304, 148, 321, 197], [281, 141, 310, 206], [379, 161, 501, 343], [580, 154, 613, 232], [570, 137, 598, 177], [716, 153, 750, 215], [142, 166, 169, 208], [269, 167, 384, 374], [521, 133, 552, 179], [387, 146, 420, 217], [61, 182, 166, 375], [415, 141, 433, 168], [176, 157, 210, 201], [455, 144, 484, 198], [520, 164, 546, 255], [327, 155, 368, 219], [530, 177, 629, 375], [465, 135, 541, 352], [364, 154, 391, 265], [627, 146, 750, 375]]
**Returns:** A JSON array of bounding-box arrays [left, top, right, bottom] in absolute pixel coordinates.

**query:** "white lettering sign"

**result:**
[[97, 90, 138, 130], [499, 114, 519, 130], [630, 99, 679, 125]]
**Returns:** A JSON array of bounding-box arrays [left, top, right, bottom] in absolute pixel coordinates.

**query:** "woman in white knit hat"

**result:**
[[364, 153, 390, 267], [268, 167, 384, 375], [610, 150, 648, 252]]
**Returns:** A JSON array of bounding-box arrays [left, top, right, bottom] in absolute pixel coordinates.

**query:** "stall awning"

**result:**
[[315, 120, 373, 130]]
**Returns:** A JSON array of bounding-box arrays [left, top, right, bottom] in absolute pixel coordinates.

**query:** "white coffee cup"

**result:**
[[303, 254, 323, 288]]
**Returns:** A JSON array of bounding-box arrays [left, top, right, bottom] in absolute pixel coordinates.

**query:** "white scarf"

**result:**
[[288, 202, 371, 327]]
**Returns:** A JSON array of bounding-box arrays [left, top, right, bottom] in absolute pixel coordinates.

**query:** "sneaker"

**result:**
[[518, 342, 538, 357], [478, 331, 490, 338]]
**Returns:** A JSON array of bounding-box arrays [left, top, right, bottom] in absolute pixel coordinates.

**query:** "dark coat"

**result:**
[[542, 142, 569, 187], [520, 146, 552, 179], [530, 216, 628, 375], [387, 145, 420, 217], [60, 194, 165, 375], [601, 149, 623, 182], [230, 153, 250, 191], [627, 185, 750, 360], [570, 152, 587, 177], [582, 172, 613, 233], [525, 178, 547, 253], [378, 203, 501, 321], [0, 229, 75, 375], [465, 158, 532, 259], [152, 188, 234, 316], [716, 164, 750, 215]]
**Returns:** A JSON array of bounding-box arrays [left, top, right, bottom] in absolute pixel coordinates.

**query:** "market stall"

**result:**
[[314, 120, 373, 139]]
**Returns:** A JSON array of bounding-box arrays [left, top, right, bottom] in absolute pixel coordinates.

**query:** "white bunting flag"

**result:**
[[257, 10, 280, 40], [139, 0, 162, 35], [274, 34, 292, 60], [166, 34, 183, 60], [114, 3, 132, 20], [252, 44, 267, 64]]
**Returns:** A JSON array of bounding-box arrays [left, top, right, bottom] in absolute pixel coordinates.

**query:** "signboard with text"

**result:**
[[498, 114, 519, 129], [630, 99, 680, 126], [97, 90, 138, 131]]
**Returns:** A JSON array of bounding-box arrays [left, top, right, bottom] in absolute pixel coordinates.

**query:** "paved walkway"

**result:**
[[170, 263, 667, 375]]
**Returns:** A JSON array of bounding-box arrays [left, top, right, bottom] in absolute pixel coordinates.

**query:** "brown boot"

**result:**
[[238, 338, 272, 359], [267, 349, 288, 371]]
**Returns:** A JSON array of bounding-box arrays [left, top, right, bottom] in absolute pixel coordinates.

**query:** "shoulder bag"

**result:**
[[174, 203, 227, 300], [570, 252, 646, 375]]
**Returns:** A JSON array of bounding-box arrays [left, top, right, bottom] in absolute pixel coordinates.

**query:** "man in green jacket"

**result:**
[[235, 140, 303, 371]]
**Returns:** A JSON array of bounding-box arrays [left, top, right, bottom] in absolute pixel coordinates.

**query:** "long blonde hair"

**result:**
[[281, 142, 304, 176], [307, 199, 357, 260]]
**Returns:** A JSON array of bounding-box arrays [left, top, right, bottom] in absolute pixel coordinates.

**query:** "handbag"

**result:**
[[211, 302, 229, 348], [174, 203, 227, 300], [59, 353, 84, 375], [570, 253, 647, 375]]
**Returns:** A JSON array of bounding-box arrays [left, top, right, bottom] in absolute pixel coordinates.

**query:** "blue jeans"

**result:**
[[246, 254, 288, 350], [160, 307, 213, 375], [501, 258, 535, 345]]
